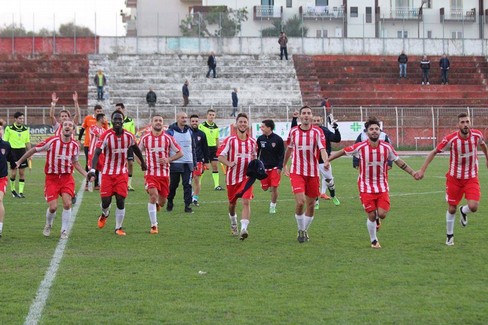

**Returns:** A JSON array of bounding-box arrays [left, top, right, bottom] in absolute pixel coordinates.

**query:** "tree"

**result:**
[[261, 15, 308, 37], [179, 7, 248, 37], [58, 23, 95, 37], [0, 23, 28, 37]]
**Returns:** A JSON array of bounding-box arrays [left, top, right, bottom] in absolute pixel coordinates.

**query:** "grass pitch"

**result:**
[[1, 155, 488, 324]]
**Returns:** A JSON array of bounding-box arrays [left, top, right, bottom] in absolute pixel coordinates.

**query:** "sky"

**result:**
[[1, 0, 127, 36]]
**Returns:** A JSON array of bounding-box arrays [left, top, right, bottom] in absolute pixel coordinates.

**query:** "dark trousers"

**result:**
[[96, 86, 104, 100], [168, 164, 193, 207], [441, 70, 449, 83], [280, 46, 288, 60], [206, 66, 216, 78]]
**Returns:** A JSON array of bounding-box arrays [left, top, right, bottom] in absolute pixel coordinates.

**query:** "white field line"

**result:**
[[24, 182, 85, 325]]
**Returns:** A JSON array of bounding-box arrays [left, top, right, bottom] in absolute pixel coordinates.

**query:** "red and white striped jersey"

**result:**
[[96, 129, 136, 175], [436, 129, 485, 179], [139, 132, 181, 177], [344, 140, 399, 193], [35, 135, 80, 175], [287, 125, 326, 177], [218, 135, 257, 185], [89, 125, 105, 159]]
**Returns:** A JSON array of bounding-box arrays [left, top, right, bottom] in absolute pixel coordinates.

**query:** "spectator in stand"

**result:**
[[439, 54, 450, 85], [4, 112, 31, 199], [16, 120, 87, 239], [138, 115, 183, 234], [94, 69, 107, 101], [146, 88, 157, 108], [79, 104, 105, 189], [256, 119, 285, 214], [49, 91, 81, 137], [231, 88, 238, 117], [166, 112, 197, 213], [320, 97, 334, 127], [206, 51, 217, 78], [218, 113, 257, 240], [182, 80, 190, 107], [283, 106, 328, 243], [416, 112, 488, 246], [278, 32, 288, 60], [0, 120, 15, 238], [398, 51, 408, 78], [189, 114, 209, 207], [89, 110, 147, 236], [420, 55, 431, 85]]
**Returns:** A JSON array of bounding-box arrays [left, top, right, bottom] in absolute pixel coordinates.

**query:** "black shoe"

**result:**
[[192, 199, 199, 207], [184, 206, 193, 213], [297, 230, 305, 243], [72, 196, 77, 205], [18, 193, 25, 199], [214, 186, 224, 191], [11, 190, 20, 198], [166, 201, 173, 212], [460, 206, 468, 227]]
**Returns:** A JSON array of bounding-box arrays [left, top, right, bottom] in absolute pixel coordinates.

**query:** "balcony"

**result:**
[[253, 5, 283, 20], [125, 0, 137, 9], [440, 8, 476, 23], [380, 8, 421, 21], [299, 6, 345, 20]]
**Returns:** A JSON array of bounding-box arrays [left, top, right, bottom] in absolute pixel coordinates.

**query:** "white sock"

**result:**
[[270, 202, 276, 208], [446, 210, 455, 235], [295, 214, 305, 231], [46, 208, 56, 226], [115, 208, 125, 229], [460, 205, 473, 215], [148, 203, 158, 226], [303, 215, 314, 231], [229, 213, 237, 225], [61, 209, 71, 233], [321, 179, 327, 194], [240, 219, 249, 231], [0, 222, 3, 232], [367, 219, 377, 242], [101, 203, 110, 217]]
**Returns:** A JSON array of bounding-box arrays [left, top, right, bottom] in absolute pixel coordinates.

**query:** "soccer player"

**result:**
[[16, 120, 87, 239], [256, 119, 284, 214], [89, 111, 147, 236], [189, 114, 209, 206], [416, 112, 488, 246], [79, 104, 104, 188], [353, 123, 393, 170], [165, 112, 197, 213], [4, 111, 31, 198], [88, 113, 108, 186], [218, 113, 257, 240], [49, 91, 81, 136], [283, 106, 328, 243], [139, 115, 183, 234], [199, 109, 223, 190], [328, 117, 417, 249], [114, 103, 137, 191], [0, 120, 14, 238]]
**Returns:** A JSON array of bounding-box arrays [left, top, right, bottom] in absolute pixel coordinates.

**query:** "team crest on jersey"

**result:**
[[0, 149, 5, 155], [260, 141, 266, 148], [271, 143, 276, 148], [197, 136, 201, 141]]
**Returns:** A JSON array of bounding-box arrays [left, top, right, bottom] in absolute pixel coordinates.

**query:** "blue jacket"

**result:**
[[166, 123, 197, 172], [439, 57, 450, 70]]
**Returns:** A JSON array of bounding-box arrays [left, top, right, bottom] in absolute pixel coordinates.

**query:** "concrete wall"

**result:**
[[99, 36, 488, 56]]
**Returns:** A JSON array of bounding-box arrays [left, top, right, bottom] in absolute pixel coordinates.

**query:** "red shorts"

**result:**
[[446, 175, 480, 206], [289, 173, 320, 198], [0, 176, 8, 193], [101, 173, 129, 198], [360, 192, 390, 213], [145, 175, 170, 198], [192, 162, 204, 177], [88, 152, 105, 171], [44, 174, 75, 202], [260, 168, 281, 191], [227, 179, 254, 204]]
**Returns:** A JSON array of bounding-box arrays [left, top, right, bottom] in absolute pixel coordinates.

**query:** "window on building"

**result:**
[[316, 0, 328, 6], [396, 0, 408, 8], [366, 7, 372, 23], [427, 30, 432, 38], [427, 0, 432, 9], [261, 0, 274, 5], [323, 29, 328, 37], [397, 30, 408, 38], [351, 7, 358, 18], [452, 31, 462, 39], [286, 0, 292, 8], [450, 0, 462, 9]]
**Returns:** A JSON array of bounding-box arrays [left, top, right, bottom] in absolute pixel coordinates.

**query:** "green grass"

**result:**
[[2, 155, 488, 324]]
